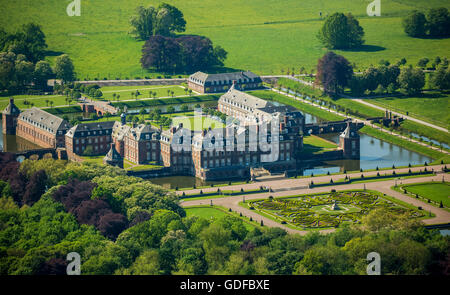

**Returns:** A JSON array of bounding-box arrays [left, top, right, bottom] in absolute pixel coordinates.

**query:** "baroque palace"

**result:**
[[2, 81, 358, 180]]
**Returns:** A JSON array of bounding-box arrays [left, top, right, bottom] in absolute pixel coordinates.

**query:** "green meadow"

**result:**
[[372, 92, 450, 129], [1, 0, 449, 79], [98, 85, 188, 101], [402, 182, 450, 208], [0, 94, 69, 110]]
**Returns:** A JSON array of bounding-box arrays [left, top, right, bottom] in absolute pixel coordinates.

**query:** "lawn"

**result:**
[[1, 1, 449, 79], [171, 115, 224, 131], [184, 205, 260, 230], [402, 182, 450, 208], [97, 85, 188, 101], [303, 135, 338, 154], [0, 95, 70, 110], [371, 92, 450, 129]]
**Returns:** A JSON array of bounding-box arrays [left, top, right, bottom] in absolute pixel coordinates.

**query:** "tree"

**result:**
[[141, 35, 182, 71], [397, 66, 425, 95], [54, 54, 75, 83], [129, 3, 186, 39], [431, 66, 450, 91], [417, 58, 430, 68], [33, 60, 53, 90], [317, 12, 364, 49], [427, 7, 450, 38], [402, 11, 427, 37], [316, 51, 353, 96], [129, 6, 157, 40]]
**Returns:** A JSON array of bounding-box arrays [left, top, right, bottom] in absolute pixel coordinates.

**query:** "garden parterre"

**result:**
[[249, 190, 425, 229]]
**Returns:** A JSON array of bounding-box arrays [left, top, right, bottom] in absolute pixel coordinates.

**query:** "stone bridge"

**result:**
[[14, 148, 67, 162], [304, 119, 364, 135]]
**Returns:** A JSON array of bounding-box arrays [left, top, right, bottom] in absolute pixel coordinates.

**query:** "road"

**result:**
[[353, 98, 448, 133], [179, 164, 450, 235]]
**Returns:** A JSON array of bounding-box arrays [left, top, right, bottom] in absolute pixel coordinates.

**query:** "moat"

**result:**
[[0, 110, 433, 189]]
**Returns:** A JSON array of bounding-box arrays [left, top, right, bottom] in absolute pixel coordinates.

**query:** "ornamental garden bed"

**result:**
[[244, 190, 426, 230]]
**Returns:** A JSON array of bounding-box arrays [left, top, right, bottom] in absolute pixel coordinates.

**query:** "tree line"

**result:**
[[316, 51, 450, 97], [0, 154, 448, 275]]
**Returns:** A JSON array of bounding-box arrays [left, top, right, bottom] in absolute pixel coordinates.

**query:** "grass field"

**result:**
[[98, 85, 188, 101], [0, 95, 69, 110], [1, 1, 449, 79], [371, 92, 450, 129], [171, 115, 224, 131], [184, 205, 260, 230], [303, 135, 338, 154], [402, 182, 450, 208]]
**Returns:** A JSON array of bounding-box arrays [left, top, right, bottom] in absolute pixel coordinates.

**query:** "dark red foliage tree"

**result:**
[[0, 152, 27, 205], [36, 258, 67, 275], [52, 178, 128, 240], [73, 199, 111, 226], [22, 169, 47, 206], [141, 35, 182, 71], [316, 51, 353, 96], [98, 212, 129, 240]]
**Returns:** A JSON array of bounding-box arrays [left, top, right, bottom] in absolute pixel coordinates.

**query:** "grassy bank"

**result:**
[[360, 125, 449, 164], [248, 90, 344, 121]]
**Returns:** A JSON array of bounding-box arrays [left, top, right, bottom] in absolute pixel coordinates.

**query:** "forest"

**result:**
[[0, 153, 448, 275]]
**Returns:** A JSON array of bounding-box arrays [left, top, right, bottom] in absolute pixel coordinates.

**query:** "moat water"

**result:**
[[0, 110, 433, 189]]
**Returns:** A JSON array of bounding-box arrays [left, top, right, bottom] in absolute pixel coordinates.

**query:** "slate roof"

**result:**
[[66, 121, 115, 138], [127, 124, 160, 141], [219, 87, 269, 110], [2, 99, 20, 115], [18, 107, 71, 135], [104, 143, 122, 161], [112, 121, 131, 141], [189, 71, 262, 86]]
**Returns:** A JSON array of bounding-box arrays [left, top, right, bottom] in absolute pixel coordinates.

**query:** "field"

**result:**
[[184, 205, 259, 230], [1, 1, 449, 79], [171, 115, 224, 131], [97, 85, 189, 101], [302, 135, 338, 154], [245, 190, 426, 229], [0, 95, 69, 110], [371, 92, 450, 129], [402, 182, 450, 208]]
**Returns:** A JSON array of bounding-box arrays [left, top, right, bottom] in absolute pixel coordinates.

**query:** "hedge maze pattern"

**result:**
[[249, 191, 424, 229]]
